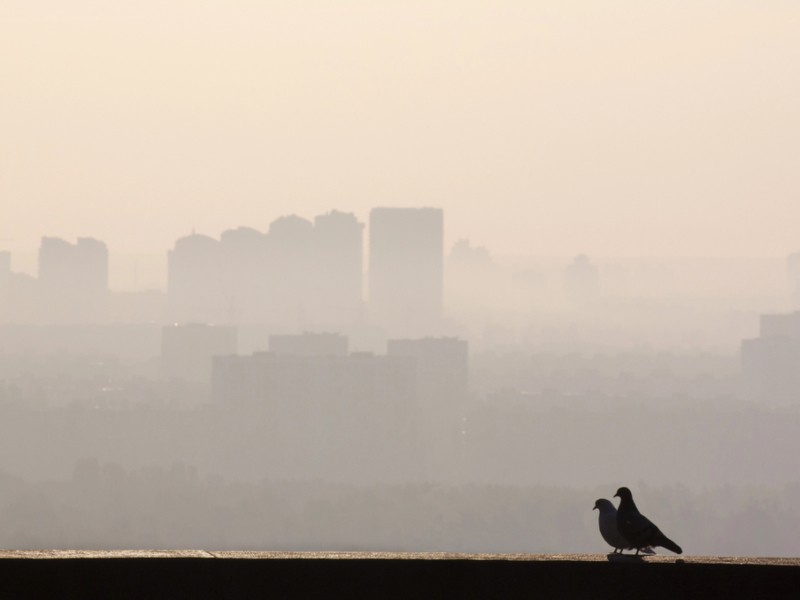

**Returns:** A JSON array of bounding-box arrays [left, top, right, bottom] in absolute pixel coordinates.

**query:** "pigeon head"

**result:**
[[614, 486, 639, 511], [614, 487, 632, 501], [593, 498, 615, 513]]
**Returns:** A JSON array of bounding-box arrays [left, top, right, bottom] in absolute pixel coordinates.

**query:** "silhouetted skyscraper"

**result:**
[[167, 233, 225, 323], [260, 215, 314, 330], [167, 214, 366, 329], [39, 237, 108, 292], [312, 211, 364, 328], [37, 237, 108, 322], [219, 227, 269, 323], [368, 207, 443, 336]]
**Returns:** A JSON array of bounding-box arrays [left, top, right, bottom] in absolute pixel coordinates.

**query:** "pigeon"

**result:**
[[593, 499, 655, 554], [614, 486, 683, 555]]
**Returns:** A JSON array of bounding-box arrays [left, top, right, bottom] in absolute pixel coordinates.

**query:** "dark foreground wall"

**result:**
[[1, 552, 798, 600]]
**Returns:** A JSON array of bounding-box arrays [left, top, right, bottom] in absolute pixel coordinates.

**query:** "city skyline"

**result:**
[[2, 0, 800, 560], [3, 217, 798, 295], [2, 1, 799, 276]]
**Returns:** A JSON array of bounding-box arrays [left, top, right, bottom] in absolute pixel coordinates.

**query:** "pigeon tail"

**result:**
[[658, 535, 683, 555]]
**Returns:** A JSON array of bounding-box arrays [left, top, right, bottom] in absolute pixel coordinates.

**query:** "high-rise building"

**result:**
[[368, 207, 443, 336], [264, 215, 315, 329], [312, 211, 364, 328], [211, 349, 417, 481], [39, 237, 108, 292], [219, 227, 270, 323], [741, 311, 800, 404], [167, 213, 366, 329], [167, 234, 225, 323], [37, 237, 109, 322], [169, 229, 270, 325], [759, 312, 800, 339], [212, 350, 414, 410]]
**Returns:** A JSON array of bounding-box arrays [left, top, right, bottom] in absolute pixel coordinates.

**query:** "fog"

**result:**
[[2, 1, 800, 557]]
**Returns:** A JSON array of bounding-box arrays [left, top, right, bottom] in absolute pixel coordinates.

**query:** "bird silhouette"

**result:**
[[593, 499, 655, 554], [614, 486, 683, 555]]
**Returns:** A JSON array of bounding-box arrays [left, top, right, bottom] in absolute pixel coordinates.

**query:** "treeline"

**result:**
[[3, 402, 800, 489], [1, 461, 798, 557]]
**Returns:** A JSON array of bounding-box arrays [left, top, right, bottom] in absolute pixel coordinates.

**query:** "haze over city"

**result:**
[[3, 0, 800, 285], [1, 1, 800, 558]]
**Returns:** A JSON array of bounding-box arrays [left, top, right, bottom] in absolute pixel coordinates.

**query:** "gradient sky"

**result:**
[[2, 1, 799, 278]]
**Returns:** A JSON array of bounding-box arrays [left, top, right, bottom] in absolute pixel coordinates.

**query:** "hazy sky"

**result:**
[[2, 1, 799, 273]]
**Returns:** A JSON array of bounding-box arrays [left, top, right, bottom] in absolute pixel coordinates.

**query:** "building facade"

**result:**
[[741, 311, 800, 403], [368, 207, 444, 337]]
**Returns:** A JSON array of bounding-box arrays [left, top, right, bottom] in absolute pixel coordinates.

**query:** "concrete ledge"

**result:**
[[1, 552, 798, 599]]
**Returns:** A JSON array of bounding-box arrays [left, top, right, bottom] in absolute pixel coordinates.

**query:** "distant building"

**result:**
[[37, 237, 109, 323], [219, 227, 270, 323], [269, 332, 348, 357], [212, 350, 414, 410], [166, 212, 365, 329], [161, 323, 237, 383], [264, 215, 315, 329], [445, 240, 500, 324], [39, 237, 108, 292], [564, 254, 599, 304], [449, 239, 491, 267], [311, 211, 364, 328], [368, 207, 443, 336], [788, 252, 800, 310], [212, 349, 417, 481], [759, 312, 800, 340], [741, 311, 800, 403], [167, 234, 225, 324]]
